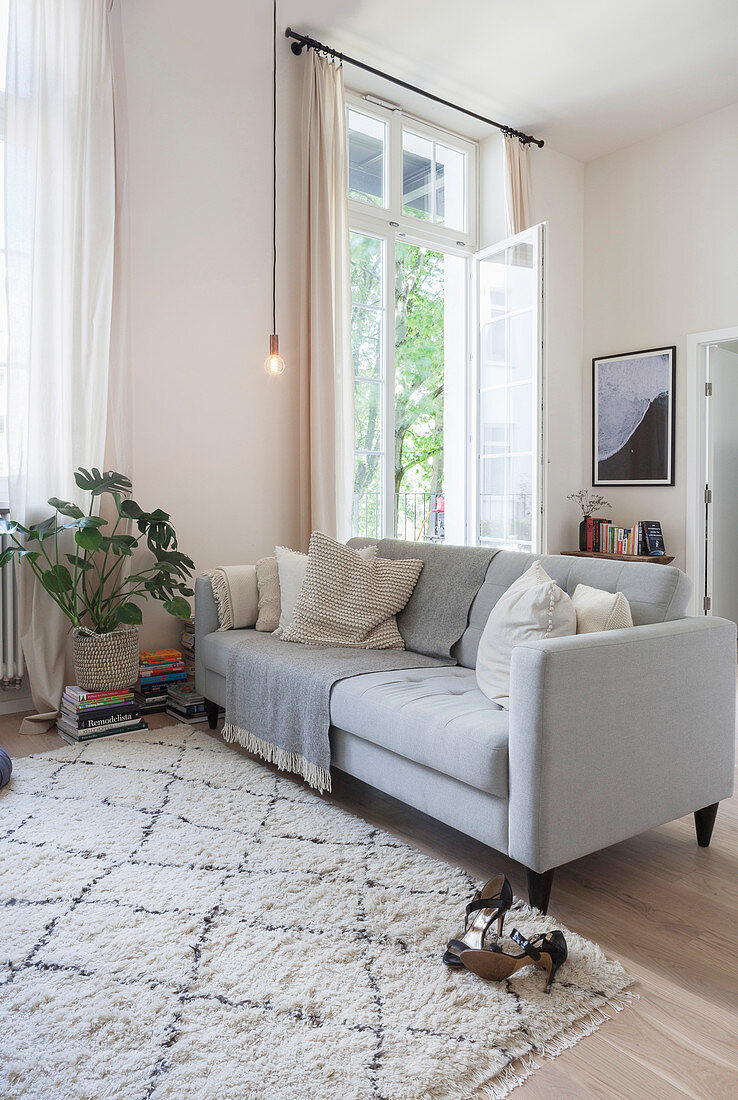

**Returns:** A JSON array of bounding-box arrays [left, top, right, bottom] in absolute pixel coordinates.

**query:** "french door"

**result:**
[[471, 224, 545, 552]]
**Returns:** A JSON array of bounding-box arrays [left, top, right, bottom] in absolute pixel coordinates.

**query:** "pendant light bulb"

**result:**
[[265, 333, 285, 376]]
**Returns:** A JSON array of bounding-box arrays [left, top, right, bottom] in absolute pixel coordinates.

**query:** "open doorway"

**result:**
[[687, 327, 738, 625]]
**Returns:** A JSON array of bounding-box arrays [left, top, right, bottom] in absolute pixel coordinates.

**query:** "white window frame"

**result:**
[[0, 85, 7, 510], [347, 93, 477, 540], [469, 223, 547, 553]]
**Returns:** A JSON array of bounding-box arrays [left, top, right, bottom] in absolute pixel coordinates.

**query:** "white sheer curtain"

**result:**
[[299, 51, 353, 547], [6, 0, 122, 732], [503, 134, 533, 235]]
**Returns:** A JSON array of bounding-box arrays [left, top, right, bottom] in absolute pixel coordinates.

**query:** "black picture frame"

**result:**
[[592, 346, 676, 487]]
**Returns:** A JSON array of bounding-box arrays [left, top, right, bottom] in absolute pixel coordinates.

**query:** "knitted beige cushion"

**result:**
[[572, 583, 633, 634], [280, 532, 423, 650], [255, 556, 281, 632]]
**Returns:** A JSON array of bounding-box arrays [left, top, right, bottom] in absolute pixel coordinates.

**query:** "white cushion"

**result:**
[[274, 541, 377, 636], [572, 583, 633, 634], [475, 562, 576, 709]]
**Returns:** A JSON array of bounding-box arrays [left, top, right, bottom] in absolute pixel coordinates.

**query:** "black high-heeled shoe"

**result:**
[[460, 928, 568, 993], [443, 873, 513, 967]]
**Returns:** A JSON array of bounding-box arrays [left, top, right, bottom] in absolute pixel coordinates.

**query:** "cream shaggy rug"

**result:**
[[0, 726, 635, 1100]]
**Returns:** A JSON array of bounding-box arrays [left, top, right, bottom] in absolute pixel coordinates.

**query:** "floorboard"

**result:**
[[2, 709, 737, 1097]]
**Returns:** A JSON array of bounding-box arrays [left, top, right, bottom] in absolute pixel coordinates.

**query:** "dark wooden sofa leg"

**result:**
[[694, 802, 719, 847], [204, 699, 219, 730], [525, 867, 555, 914]]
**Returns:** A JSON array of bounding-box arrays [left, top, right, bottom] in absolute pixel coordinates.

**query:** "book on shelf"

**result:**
[[588, 520, 665, 557]]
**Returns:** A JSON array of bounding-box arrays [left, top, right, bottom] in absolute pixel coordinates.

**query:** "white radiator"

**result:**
[[0, 529, 24, 688]]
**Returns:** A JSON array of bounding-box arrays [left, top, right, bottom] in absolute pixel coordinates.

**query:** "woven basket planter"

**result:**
[[72, 627, 139, 693]]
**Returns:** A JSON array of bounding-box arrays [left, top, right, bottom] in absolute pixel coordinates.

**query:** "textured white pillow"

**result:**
[[476, 562, 576, 709], [281, 532, 421, 649], [274, 542, 377, 636], [572, 583, 633, 633]]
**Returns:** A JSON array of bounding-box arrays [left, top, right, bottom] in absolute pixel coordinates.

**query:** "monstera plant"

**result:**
[[0, 469, 194, 691]]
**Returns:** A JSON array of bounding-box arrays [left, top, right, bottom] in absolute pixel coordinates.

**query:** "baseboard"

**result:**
[[0, 692, 33, 715]]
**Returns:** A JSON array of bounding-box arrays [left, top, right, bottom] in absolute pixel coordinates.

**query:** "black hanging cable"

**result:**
[[285, 27, 543, 147], [272, 0, 277, 334]]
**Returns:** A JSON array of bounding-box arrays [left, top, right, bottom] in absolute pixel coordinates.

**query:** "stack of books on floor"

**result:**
[[58, 687, 147, 744], [166, 683, 208, 725], [180, 617, 196, 686], [135, 649, 187, 715], [163, 617, 220, 726]]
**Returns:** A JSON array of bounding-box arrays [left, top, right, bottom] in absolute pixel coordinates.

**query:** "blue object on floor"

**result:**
[[0, 747, 12, 788]]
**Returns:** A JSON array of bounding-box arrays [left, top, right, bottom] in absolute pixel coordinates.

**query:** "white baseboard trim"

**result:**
[[0, 693, 33, 715]]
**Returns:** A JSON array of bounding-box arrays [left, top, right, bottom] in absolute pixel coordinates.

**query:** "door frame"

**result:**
[[686, 324, 738, 616]]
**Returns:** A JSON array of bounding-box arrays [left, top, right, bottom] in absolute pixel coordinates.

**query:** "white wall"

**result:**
[[120, 0, 303, 648], [584, 100, 738, 570], [479, 135, 585, 555]]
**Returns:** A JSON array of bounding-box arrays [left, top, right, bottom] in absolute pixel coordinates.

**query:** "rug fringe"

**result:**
[[203, 569, 233, 631], [221, 722, 332, 793], [477, 989, 639, 1100]]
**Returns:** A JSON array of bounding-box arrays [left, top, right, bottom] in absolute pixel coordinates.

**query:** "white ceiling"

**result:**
[[281, 0, 738, 161]]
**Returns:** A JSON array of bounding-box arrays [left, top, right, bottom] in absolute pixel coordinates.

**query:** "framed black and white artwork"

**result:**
[[592, 346, 676, 486]]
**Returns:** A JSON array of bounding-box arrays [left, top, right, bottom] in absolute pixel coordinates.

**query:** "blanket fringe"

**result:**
[[478, 988, 639, 1100], [222, 722, 332, 794], [203, 569, 233, 631]]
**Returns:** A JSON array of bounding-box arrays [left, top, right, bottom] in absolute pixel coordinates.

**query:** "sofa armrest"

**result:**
[[195, 575, 220, 693], [507, 617, 736, 873]]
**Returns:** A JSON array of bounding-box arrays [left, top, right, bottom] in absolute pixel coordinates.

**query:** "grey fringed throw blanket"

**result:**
[[223, 634, 449, 792], [223, 543, 497, 792]]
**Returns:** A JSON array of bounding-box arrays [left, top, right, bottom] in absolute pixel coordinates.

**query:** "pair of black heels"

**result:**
[[443, 873, 568, 994]]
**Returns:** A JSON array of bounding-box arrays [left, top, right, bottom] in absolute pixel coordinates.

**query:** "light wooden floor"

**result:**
[[2, 710, 737, 1098]]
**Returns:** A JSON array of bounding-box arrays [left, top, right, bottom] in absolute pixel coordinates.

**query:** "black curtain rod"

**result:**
[[285, 27, 544, 148]]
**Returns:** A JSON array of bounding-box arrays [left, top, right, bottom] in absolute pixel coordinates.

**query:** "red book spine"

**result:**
[[586, 517, 594, 551]]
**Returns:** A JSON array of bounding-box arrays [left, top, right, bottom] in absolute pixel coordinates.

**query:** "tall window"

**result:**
[[0, 0, 9, 508], [475, 227, 545, 553], [347, 96, 475, 543]]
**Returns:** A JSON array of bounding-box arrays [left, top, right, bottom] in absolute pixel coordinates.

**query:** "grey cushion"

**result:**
[[348, 538, 494, 660], [201, 628, 257, 678], [329, 666, 509, 798], [454, 552, 692, 669]]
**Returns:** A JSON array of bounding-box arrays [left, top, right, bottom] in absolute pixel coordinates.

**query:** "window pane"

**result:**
[[353, 453, 382, 539], [0, 253, 7, 364], [351, 306, 381, 379], [350, 232, 383, 307], [403, 130, 467, 232], [402, 131, 433, 221], [348, 108, 386, 206], [354, 379, 382, 454], [0, 366, 6, 479], [509, 382, 533, 453], [435, 143, 465, 231], [480, 389, 506, 454], [509, 456, 534, 548]]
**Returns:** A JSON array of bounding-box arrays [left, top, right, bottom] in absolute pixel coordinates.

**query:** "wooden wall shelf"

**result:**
[[561, 550, 675, 565]]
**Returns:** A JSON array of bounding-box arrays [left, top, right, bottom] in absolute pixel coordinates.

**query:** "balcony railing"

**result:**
[[352, 492, 445, 543]]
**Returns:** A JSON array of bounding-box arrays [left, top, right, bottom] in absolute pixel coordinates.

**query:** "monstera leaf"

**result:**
[[74, 468, 133, 496], [48, 497, 85, 519]]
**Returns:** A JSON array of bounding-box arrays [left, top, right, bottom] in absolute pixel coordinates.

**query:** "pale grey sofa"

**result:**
[[195, 542, 736, 912]]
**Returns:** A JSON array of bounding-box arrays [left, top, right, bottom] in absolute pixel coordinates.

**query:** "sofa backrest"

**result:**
[[453, 551, 692, 668], [350, 538, 692, 669]]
